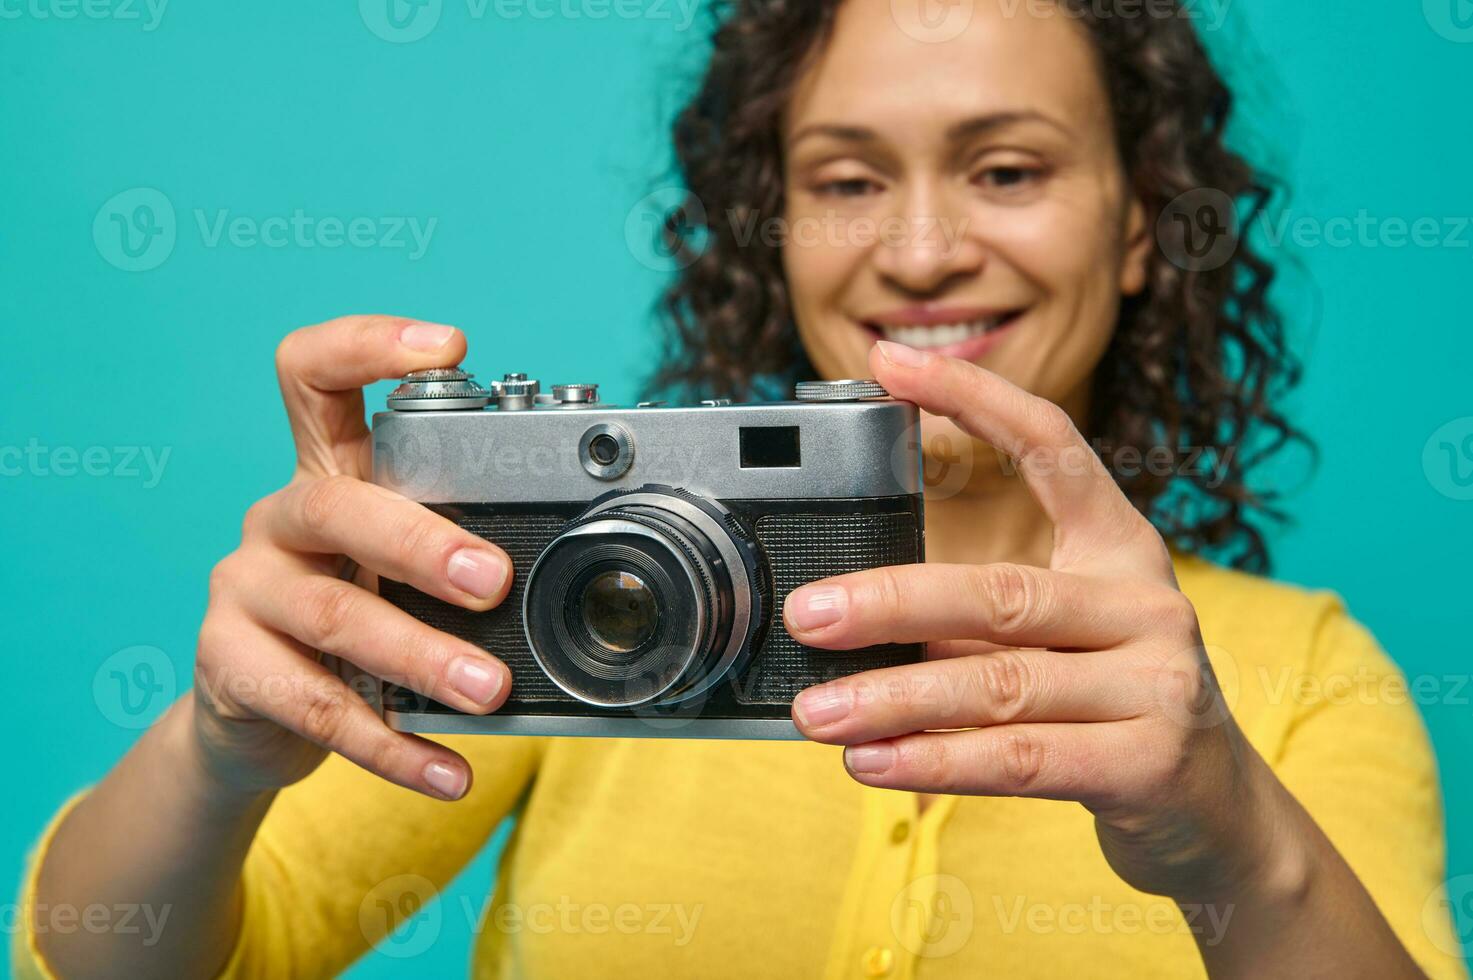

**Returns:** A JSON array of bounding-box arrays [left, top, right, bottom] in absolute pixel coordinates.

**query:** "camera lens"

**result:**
[[523, 488, 763, 708], [580, 569, 659, 654], [588, 433, 621, 467]]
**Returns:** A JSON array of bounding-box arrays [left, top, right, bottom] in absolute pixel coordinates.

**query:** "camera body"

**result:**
[[370, 369, 925, 740]]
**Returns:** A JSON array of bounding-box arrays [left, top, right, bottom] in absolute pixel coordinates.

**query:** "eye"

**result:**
[[815, 177, 881, 198], [975, 165, 1042, 191]]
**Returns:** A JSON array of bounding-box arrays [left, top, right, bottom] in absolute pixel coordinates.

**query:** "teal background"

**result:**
[[2, 1, 1470, 975]]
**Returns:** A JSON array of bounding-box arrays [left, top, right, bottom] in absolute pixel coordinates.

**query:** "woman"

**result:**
[[17, 1, 1465, 977]]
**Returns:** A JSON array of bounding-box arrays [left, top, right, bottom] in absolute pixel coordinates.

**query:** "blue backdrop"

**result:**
[[2, 2, 1470, 976]]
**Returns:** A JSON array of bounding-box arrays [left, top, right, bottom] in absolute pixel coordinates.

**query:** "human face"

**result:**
[[781, 0, 1151, 452]]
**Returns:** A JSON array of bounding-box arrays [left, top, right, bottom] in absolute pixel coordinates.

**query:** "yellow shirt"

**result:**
[[14, 556, 1470, 978]]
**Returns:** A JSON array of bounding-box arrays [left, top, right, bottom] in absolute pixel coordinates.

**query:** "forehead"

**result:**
[[785, 0, 1108, 140]]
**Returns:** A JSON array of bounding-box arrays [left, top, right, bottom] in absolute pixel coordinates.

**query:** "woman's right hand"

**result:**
[[190, 315, 514, 802]]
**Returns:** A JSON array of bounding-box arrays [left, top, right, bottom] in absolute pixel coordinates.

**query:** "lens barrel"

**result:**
[[523, 488, 762, 708]]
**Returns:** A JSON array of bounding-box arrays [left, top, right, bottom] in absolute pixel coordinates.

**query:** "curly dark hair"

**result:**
[[649, 0, 1306, 573]]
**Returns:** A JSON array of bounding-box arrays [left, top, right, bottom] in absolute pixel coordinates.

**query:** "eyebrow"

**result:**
[[788, 110, 1071, 147]]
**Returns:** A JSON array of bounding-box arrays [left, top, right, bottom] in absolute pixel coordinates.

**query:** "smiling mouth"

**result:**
[[862, 311, 1025, 349]]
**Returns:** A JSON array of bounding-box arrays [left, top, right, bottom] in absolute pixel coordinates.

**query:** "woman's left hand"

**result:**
[[788, 341, 1292, 906]]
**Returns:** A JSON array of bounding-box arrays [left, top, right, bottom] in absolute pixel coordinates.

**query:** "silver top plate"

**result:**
[[372, 400, 922, 503]]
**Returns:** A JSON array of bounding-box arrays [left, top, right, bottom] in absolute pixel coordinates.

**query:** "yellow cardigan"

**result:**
[[14, 556, 1469, 978]]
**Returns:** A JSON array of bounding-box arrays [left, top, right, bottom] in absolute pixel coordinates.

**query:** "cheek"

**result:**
[[980, 196, 1119, 300], [782, 234, 869, 361]]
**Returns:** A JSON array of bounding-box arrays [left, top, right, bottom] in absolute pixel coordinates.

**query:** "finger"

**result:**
[[926, 638, 1013, 660], [840, 721, 1140, 806], [235, 558, 511, 716], [792, 649, 1149, 744], [275, 315, 468, 477], [870, 342, 1166, 575], [198, 612, 475, 800], [784, 562, 1186, 651], [264, 475, 513, 610]]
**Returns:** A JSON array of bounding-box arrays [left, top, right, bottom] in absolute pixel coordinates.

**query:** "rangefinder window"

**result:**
[[739, 425, 801, 469]]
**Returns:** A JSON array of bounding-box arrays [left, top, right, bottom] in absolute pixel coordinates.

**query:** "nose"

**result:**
[[869, 183, 984, 294]]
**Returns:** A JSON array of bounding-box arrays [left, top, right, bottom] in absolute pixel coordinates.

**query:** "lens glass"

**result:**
[[579, 569, 659, 654], [589, 433, 621, 466]]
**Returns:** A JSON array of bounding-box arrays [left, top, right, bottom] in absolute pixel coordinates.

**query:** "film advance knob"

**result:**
[[553, 383, 599, 405], [794, 379, 890, 402], [387, 367, 492, 411]]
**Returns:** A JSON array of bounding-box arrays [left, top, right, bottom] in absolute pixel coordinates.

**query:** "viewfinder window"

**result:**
[[739, 426, 801, 469]]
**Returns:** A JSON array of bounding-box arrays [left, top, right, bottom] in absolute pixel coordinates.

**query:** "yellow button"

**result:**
[[890, 820, 910, 844], [862, 945, 894, 977]]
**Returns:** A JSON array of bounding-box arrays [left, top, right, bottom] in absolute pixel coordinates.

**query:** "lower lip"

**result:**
[[861, 314, 1023, 361]]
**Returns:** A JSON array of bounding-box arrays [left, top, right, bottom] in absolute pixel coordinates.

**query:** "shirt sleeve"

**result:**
[[11, 734, 544, 980], [1270, 602, 1468, 980]]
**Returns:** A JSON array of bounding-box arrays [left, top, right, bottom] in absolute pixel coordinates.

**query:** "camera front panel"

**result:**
[[379, 494, 922, 737]]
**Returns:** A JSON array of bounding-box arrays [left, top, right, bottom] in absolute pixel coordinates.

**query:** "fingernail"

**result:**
[[787, 585, 848, 632], [794, 685, 854, 728], [400, 322, 457, 351], [448, 549, 507, 599], [449, 657, 503, 706], [845, 744, 896, 775], [876, 340, 932, 368], [424, 761, 468, 800]]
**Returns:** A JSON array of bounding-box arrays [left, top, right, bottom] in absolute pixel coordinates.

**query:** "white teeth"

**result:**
[[878, 318, 1004, 349]]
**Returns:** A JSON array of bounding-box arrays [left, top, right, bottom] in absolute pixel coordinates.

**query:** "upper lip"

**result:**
[[863, 305, 1021, 328]]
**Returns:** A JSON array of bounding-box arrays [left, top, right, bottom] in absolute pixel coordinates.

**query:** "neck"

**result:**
[[922, 465, 1054, 568], [918, 376, 1094, 569]]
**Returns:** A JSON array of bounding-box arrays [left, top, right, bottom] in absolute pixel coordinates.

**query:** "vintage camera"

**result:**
[[370, 368, 925, 739]]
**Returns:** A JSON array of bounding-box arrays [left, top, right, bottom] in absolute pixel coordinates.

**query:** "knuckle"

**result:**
[[391, 513, 442, 568], [900, 738, 958, 792], [365, 732, 407, 779], [298, 475, 355, 535], [1031, 400, 1077, 447], [299, 680, 350, 747], [1149, 589, 1199, 635], [977, 563, 1042, 635], [864, 568, 907, 633], [274, 328, 308, 376], [239, 497, 273, 540], [997, 729, 1046, 791], [1141, 727, 1192, 791], [296, 579, 359, 650], [195, 614, 231, 668], [971, 651, 1032, 722], [1133, 523, 1176, 572], [207, 555, 243, 604]]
